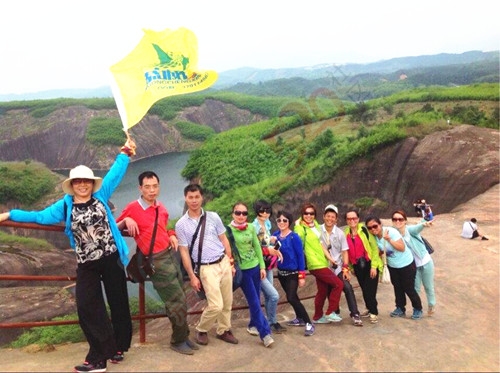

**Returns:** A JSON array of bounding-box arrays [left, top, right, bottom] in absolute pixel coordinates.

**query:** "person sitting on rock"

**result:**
[[461, 218, 489, 240]]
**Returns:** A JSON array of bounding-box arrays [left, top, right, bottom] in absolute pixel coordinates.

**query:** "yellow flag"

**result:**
[[110, 27, 218, 130]]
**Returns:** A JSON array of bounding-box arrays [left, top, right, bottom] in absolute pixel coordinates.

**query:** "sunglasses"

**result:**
[[346, 217, 359, 221], [233, 210, 248, 216], [72, 178, 93, 185], [367, 224, 379, 230], [392, 217, 405, 222], [303, 211, 315, 216], [276, 218, 289, 223], [258, 208, 271, 214]]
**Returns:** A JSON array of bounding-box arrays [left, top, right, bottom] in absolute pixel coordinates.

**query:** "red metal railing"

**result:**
[[0, 220, 316, 344]]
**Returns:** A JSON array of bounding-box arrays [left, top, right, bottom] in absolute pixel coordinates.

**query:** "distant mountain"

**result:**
[[212, 50, 499, 88], [0, 50, 497, 102], [0, 86, 112, 102]]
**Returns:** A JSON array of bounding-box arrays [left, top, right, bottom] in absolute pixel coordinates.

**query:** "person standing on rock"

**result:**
[[391, 209, 436, 316], [294, 202, 343, 328], [365, 215, 424, 320], [175, 184, 238, 346], [250, 199, 285, 335], [227, 202, 275, 348], [319, 204, 363, 326], [0, 138, 136, 373], [116, 171, 198, 355], [343, 209, 383, 324], [272, 210, 315, 336]]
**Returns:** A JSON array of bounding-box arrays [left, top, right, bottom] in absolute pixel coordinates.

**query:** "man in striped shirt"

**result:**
[[175, 184, 238, 346]]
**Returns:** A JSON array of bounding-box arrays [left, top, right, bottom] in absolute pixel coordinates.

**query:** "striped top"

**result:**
[[175, 209, 227, 263]]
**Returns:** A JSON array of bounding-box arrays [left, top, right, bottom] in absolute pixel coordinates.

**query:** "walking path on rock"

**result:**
[[1, 185, 499, 372]]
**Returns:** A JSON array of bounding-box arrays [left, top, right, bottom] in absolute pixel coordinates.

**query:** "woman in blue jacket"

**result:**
[[0, 138, 136, 373], [392, 209, 436, 315], [272, 210, 314, 336], [365, 215, 423, 320]]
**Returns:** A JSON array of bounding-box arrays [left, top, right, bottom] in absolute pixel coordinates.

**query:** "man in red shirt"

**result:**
[[117, 171, 198, 355]]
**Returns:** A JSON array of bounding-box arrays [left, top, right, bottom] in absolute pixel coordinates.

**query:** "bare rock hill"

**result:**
[[280, 125, 499, 218], [0, 101, 265, 170]]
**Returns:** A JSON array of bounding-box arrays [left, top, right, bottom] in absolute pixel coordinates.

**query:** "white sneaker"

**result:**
[[325, 313, 342, 323], [263, 334, 274, 347], [369, 313, 378, 324], [352, 315, 363, 326], [304, 323, 315, 336], [246, 326, 259, 336]]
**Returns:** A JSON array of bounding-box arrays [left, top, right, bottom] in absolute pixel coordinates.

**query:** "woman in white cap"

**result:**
[[0, 137, 136, 373]]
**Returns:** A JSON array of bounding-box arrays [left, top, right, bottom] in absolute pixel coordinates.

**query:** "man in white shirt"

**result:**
[[319, 204, 363, 326], [461, 218, 489, 240]]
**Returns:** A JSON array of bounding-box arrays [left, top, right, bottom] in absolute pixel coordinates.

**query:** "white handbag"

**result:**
[[381, 232, 391, 284]]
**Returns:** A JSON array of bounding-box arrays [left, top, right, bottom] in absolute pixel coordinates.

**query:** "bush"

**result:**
[[354, 197, 374, 209], [9, 314, 85, 348], [9, 296, 165, 348], [86, 117, 126, 146], [174, 121, 215, 141], [0, 162, 58, 205]]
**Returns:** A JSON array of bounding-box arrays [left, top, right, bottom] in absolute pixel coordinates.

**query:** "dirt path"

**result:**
[[1, 185, 498, 372]]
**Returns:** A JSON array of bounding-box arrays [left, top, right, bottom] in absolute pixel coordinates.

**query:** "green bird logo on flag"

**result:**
[[110, 27, 218, 130]]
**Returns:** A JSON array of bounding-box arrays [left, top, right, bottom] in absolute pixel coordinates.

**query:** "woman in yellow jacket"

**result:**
[[343, 209, 383, 324], [294, 202, 343, 325]]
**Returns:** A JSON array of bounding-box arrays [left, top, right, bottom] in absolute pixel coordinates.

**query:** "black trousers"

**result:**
[[278, 272, 311, 324], [388, 261, 423, 312], [353, 261, 379, 315], [75, 251, 132, 363]]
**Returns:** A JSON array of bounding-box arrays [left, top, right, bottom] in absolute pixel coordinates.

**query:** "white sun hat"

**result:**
[[61, 165, 102, 195], [324, 204, 339, 214]]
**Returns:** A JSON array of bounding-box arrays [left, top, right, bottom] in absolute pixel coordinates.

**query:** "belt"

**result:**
[[153, 246, 171, 258], [200, 254, 225, 265]]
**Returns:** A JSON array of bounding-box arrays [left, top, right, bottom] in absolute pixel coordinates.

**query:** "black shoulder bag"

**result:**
[[192, 214, 207, 299], [127, 207, 159, 283]]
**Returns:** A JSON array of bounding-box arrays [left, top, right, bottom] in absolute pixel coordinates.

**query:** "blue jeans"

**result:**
[[415, 259, 436, 307], [260, 269, 279, 324], [241, 265, 271, 339]]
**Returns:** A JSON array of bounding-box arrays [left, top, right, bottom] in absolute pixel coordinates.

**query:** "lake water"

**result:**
[[105, 151, 190, 220]]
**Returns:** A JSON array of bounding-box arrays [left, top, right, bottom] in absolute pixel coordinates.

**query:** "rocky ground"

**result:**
[[0, 184, 498, 372]]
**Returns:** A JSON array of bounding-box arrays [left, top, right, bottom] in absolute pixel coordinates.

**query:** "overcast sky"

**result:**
[[1, 0, 498, 95]]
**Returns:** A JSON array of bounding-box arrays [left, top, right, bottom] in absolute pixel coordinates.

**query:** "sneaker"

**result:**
[[270, 322, 287, 334], [360, 310, 370, 318], [312, 316, 330, 324], [185, 339, 200, 350], [287, 318, 306, 326], [428, 305, 435, 316], [352, 315, 363, 326], [195, 331, 208, 345], [216, 330, 239, 344], [246, 326, 259, 336], [325, 312, 342, 323], [304, 323, 315, 336], [109, 351, 123, 364], [170, 341, 194, 355], [369, 313, 378, 324], [411, 309, 423, 320], [390, 307, 406, 318], [74, 360, 107, 373], [263, 334, 274, 347]]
